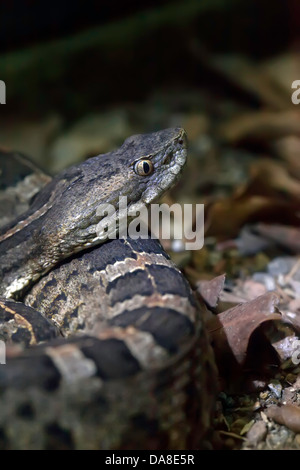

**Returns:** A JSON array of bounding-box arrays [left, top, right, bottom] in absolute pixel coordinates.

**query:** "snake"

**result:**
[[0, 128, 216, 450]]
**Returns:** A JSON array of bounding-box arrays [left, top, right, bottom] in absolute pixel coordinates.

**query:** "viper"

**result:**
[[0, 128, 216, 450]]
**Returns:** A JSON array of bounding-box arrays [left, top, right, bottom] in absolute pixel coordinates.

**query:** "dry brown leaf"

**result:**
[[197, 274, 226, 309], [207, 292, 282, 365], [266, 404, 300, 433]]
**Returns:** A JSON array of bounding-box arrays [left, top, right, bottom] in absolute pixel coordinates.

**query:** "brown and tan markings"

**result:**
[[0, 130, 217, 450]]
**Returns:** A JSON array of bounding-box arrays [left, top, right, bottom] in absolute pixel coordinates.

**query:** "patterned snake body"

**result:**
[[0, 129, 216, 449]]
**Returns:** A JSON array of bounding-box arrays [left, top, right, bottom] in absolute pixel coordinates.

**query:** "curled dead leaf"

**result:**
[[266, 404, 300, 433], [197, 274, 226, 309], [207, 292, 282, 365]]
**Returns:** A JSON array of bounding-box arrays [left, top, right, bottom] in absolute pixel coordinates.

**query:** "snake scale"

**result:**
[[0, 128, 216, 450]]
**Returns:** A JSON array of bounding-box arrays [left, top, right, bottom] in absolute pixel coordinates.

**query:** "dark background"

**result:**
[[0, 0, 299, 117]]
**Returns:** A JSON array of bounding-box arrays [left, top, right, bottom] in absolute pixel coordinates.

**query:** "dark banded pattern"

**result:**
[[110, 307, 194, 353], [0, 298, 59, 346], [24, 238, 198, 343], [0, 133, 217, 450], [0, 236, 216, 449]]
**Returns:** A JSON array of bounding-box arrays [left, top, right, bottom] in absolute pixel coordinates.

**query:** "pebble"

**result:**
[[268, 380, 282, 399], [266, 427, 290, 449]]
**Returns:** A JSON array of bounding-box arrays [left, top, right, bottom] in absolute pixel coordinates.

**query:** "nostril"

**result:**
[[163, 152, 173, 165]]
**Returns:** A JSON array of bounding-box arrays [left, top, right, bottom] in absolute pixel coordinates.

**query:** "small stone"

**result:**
[[266, 426, 290, 449], [268, 257, 297, 277], [268, 380, 282, 399], [252, 273, 276, 291]]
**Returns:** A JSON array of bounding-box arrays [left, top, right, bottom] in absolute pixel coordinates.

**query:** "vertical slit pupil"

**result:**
[[143, 162, 150, 174]]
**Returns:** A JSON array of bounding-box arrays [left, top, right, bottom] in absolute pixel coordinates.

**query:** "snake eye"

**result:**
[[134, 159, 154, 176]]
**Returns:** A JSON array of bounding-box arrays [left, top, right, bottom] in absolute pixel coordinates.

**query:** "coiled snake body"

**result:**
[[0, 128, 216, 450]]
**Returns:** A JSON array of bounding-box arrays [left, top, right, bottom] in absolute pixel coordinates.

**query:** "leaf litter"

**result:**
[[161, 51, 300, 449]]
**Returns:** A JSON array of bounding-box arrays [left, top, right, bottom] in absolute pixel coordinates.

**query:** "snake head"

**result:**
[[0, 128, 188, 297], [46, 127, 188, 248]]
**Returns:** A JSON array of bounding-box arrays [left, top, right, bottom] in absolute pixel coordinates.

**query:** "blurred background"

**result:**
[[0, 0, 298, 165]]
